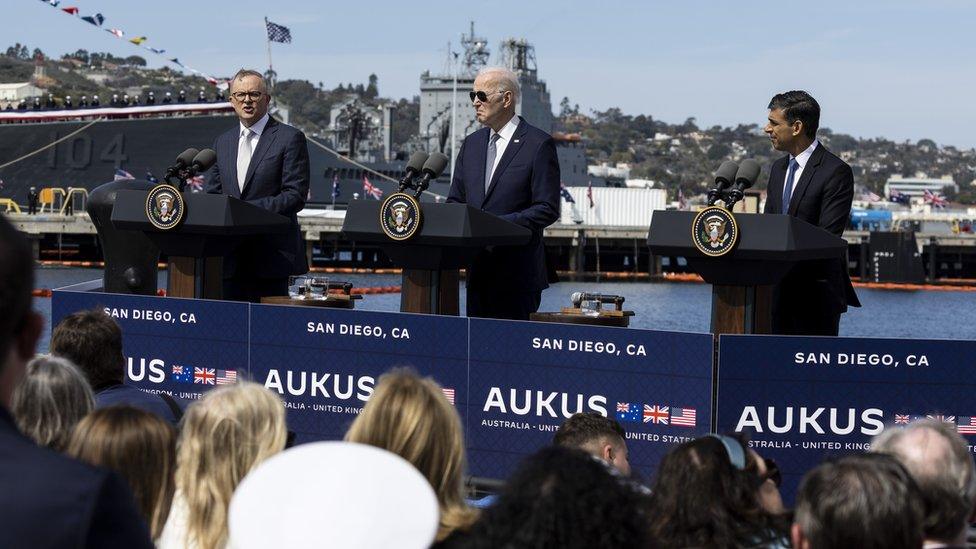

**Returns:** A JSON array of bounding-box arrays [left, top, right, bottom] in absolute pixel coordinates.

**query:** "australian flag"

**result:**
[[559, 184, 575, 204], [171, 365, 193, 384], [266, 19, 292, 44], [889, 189, 910, 205], [615, 402, 642, 423]]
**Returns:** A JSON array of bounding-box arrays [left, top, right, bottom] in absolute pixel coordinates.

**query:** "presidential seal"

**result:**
[[691, 205, 739, 257], [145, 184, 185, 230], [379, 192, 422, 241]]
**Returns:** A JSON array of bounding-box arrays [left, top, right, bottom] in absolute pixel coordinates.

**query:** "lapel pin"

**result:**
[[514, 139, 520, 143]]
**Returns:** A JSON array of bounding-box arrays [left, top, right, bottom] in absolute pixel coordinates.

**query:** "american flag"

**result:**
[[861, 189, 881, 202], [957, 417, 976, 435], [331, 174, 340, 199], [586, 180, 595, 209], [644, 404, 669, 425], [114, 169, 135, 181], [363, 176, 383, 199], [927, 414, 956, 424], [265, 19, 292, 44], [894, 414, 911, 425], [194, 367, 216, 385], [216, 369, 237, 385], [670, 407, 696, 427], [559, 184, 575, 204], [171, 365, 193, 384], [441, 387, 456, 405], [615, 403, 641, 423], [923, 189, 948, 208], [187, 175, 205, 192]]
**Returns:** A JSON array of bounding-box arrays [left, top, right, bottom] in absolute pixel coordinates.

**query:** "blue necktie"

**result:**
[[485, 133, 500, 193], [782, 158, 799, 214]]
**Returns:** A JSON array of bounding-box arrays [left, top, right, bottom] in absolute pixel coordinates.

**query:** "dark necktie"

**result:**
[[485, 133, 501, 193], [782, 158, 799, 214]]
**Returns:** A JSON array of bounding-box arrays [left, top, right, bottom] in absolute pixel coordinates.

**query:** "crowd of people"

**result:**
[[2, 212, 975, 548], [2, 88, 227, 111]]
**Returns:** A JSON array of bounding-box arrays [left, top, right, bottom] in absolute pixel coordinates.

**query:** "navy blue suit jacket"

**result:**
[[447, 117, 560, 292], [0, 407, 153, 548], [205, 116, 310, 278]]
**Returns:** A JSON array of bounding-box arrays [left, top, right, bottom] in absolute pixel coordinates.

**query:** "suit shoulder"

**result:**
[[462, 126, 489, 145], [0, 430, 110, 495], [818, 144, 850, 168], [520, 122, 554, 143]]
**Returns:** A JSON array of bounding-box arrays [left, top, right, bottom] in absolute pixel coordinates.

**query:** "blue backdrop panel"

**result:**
[[467, 319, 713, 480], [51, 290, 249, 403], [248, 304, 468, 443], [716, 334, 976, 502]]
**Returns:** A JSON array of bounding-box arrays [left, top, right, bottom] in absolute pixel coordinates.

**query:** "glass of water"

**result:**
[[288, 276, 309, 299]]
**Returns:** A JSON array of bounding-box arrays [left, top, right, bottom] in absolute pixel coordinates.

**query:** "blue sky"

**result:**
[[9, 0, 976, 148]]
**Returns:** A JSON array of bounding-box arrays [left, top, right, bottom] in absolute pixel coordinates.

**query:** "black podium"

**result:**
[[342, 200, 531, 315], [111, 190, 290, 299], [647, 211, 848, 335]]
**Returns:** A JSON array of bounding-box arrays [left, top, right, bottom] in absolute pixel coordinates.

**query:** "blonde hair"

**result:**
[[345, 368, 477, 541], [67, 406, 176, 539], [175, 382, 287, 548], [11, 355, 94, 451]]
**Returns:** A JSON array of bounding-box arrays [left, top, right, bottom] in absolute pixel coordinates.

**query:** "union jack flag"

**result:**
[[187, 175, 205, 192], [194, 367, 216, 385], [644, 404, 669, 425], [441, 387, 456, 405], [923, 189, 948, 208], [363, 176, 383, 199], [670, 407, 696, 427], [957, 417, 976, 435], [216, 369, 237, 385], [894, 414, 911, 424], [927, 414, 956, 424]]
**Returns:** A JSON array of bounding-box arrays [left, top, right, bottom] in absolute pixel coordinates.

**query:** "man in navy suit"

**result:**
[[206, 69, 310, 302], [762, 90, 860, 335], [447, 67, 561, 320], [0, 215, 152, 548]]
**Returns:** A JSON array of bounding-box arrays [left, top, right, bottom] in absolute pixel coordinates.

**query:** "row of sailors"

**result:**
[[4, 89, 227, 110]]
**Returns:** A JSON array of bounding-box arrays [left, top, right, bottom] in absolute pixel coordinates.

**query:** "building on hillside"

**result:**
[[0, 82, 43, 108], [884, 174, 957, 198]]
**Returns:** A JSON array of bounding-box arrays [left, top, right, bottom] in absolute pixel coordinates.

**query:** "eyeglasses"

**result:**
[[231, 91, 265, 102], [761, 457, 782, 488], [469, 90, 504, 103]]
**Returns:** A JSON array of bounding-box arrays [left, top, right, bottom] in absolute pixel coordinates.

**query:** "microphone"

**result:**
[[398, 151, 429, 192], [724, 159, 761, 210], [413, 152, 449, 197], [186, 149, 217, 176], [571, 292, 625, 307], [165, 148, 199, 178], [707, 160, 739, 206]]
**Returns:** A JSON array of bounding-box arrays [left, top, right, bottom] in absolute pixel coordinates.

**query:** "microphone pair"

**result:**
[[399, 151, 450, 197], [708, 159, 761, 209], [170, 148, 217, 177]]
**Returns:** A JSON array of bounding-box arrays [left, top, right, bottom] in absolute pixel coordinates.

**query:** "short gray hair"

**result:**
[[231, 68, 269, 94], [11, 355, 94, 451], [872, 419, 976, 542], [476, 66, 520, 105]]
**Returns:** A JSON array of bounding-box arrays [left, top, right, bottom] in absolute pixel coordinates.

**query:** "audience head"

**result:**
[[11, 355, 94, 451], [647, 434, 787, 548], [67, 406, 176, 539], [174, 382, 287, 548], [463, 445, 650, 549], [50, 309, 125, 391], [872, 419, 976, 545], [345, 368, 476, 541], [0, 214, 42, 409], [553, 412, 630, 476], [793, 453, 924, 549]]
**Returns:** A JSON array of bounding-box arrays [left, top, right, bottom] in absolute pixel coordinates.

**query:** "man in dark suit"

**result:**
[[0, 215, 152, 548], [206, 69, 310, 302], [762, 90, 860, 335], [447, 67, 560, 320]]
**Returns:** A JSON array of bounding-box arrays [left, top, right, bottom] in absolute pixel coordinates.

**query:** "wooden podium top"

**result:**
[[529, 310, 633, 328], [260, 294, 359, 309]]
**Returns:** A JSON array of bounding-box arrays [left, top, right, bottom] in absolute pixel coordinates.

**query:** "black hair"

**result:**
[[0, 215, 34, 362], [51, 310, 125, 390], [768, 90, 820, 139], [553, 412, 626, 448]]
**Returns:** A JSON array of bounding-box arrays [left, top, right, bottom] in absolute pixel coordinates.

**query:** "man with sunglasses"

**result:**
[[205, 68, 310, 302], [447, 67, 560, 320]]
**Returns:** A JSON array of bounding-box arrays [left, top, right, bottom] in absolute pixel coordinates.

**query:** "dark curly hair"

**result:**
[[457, 446, 651, 549], [646, 435, 789, 549]]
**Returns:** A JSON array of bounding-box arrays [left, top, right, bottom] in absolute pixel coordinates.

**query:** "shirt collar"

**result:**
[[492, 115, 520, 142], [240, 113, 270, 137], [791, 139, 819, 168]]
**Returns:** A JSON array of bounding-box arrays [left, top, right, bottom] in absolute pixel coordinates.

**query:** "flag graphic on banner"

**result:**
[[957, 417, 976, 435], [265, 20, 292, 43], [363, 176, 383, 199], [670, 407, 696, 427], [114, 169, 135, 181], [894, 414, 911, 425], [441, 388, 456, 405], [559, 184, 575, 204], [615, 403, 642, 423], [216, 369, 237, 385], [644, 404, 669, 425], [927, 414, 956, 424], [194, 367, 216, 385], [171, 365, 194, 384]]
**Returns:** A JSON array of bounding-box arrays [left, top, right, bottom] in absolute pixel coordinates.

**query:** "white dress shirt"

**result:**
[[783, 139, 819, 199], [237, 113, 270, 191], [488, 114, 521, 177]]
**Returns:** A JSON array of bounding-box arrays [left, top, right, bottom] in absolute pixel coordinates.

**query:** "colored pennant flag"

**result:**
[[48, 0, 61, 6], [147, 47, 165, 54], [363, 176, 382, 199], [107, 28, 124, 38], [265, 19, 292, 43], [113, 169, 135, 181], [129, 36, 147, 45], [61, 6, 78, 15], [169, 58, 183, 67], [80, 13, 104, 26], [559, 184, 575, 204]]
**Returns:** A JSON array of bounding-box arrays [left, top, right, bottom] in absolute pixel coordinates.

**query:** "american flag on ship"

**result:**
[[957, 417, 976, 435], [216, 369, 237, 385], [441, 387, 456, 405], [670, 407, 696, 427], [363, 176, 383, 199], [615, 403, 641, 423], [194, 367, 216, 385], [644, 404, 669, 425]]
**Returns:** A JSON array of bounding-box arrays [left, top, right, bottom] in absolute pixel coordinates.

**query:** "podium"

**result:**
[[342, 200, 531, 315], [647, 211, 848, 335], [111, 190, 290, 299]]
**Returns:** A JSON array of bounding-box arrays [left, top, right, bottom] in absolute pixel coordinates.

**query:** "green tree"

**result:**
[[365, 73, 378, 100]]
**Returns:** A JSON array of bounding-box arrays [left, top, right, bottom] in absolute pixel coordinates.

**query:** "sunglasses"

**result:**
[[761, 457, 782, 488], [469, 90, 504, 103]]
